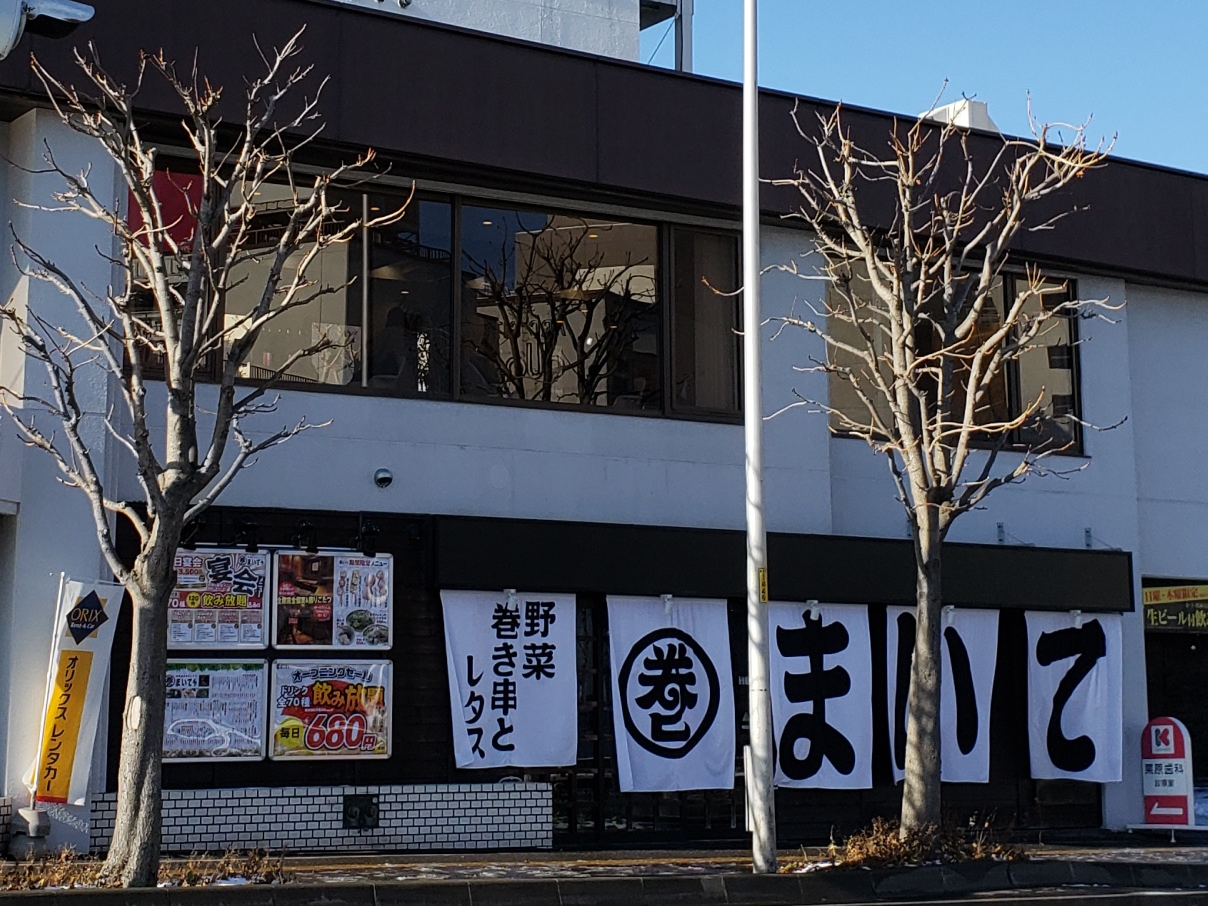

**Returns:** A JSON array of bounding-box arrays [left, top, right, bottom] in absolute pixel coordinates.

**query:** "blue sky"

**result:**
[[642, 0, 1208, 175]]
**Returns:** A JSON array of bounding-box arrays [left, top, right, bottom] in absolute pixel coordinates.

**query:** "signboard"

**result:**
[[32, 578, 124, 805], [163, 660, 268, 762], [1026, 611, 1123, 782], [169, 548, 268, 648], [768, 602, 873, 789], [886, 607, 999, 783], [441, 590, 578, 768], [273, 551, 393, 648], [607, 596, 735, 792], [269, 660, 391, 759], [1142, 716, 1195, 825], [1143, 585, 1208, 632]]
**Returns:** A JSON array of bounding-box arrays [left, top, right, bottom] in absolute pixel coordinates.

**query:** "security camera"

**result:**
[[373, 468, 393, 489], [0, 0, 94, 60]]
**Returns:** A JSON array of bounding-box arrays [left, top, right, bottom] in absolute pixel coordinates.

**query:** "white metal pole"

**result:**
[[743, 0, 776, 875]]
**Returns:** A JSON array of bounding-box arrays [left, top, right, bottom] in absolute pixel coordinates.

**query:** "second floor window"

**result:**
[[130, 176, 742, 420], [825, 267, 1082, 453]]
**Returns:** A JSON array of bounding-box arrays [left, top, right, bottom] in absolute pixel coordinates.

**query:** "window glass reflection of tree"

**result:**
[[223, 184, 362, 386], [366, 196, 453, 396], [673, 230, 740, 413], [460, 205, 660, 408]]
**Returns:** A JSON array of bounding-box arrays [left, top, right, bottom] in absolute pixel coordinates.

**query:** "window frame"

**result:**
[[130, 157, 745, 424], [826, 268, 1086, 457]]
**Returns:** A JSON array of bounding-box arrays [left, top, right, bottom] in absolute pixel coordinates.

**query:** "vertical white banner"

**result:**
[[32, 578, 124, 805], [769, 603, 872, 789], [1026, 611, 1123, 782], [442, 590, 577, 768], [885, 607, 999, 784], [607, 596, 735, 792]]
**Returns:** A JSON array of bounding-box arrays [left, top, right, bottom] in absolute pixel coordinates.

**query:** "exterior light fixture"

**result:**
[[292, 520, 318, 554], [0, 0, 94, 60], [236, 519, 259, 554]]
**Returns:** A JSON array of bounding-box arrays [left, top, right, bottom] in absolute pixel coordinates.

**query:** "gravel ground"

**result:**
[[279, 840, 1208, 884]]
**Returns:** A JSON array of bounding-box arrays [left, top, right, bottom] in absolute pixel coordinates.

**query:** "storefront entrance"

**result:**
[[105, 508, 1124, 849]]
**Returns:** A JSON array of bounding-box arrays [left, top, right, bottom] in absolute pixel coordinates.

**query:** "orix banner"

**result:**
[[31, 577, 124, 805]]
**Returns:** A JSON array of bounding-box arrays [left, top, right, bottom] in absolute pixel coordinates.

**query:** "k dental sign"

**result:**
[[1142, 716, 1194, 826]]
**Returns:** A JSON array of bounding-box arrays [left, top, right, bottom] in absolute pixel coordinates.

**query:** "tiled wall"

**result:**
[[0, 797, 10, 848], [90, 783, 551, 854]]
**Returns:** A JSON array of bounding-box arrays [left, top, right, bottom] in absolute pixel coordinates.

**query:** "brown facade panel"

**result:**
[[0, 0, 1204, 288]]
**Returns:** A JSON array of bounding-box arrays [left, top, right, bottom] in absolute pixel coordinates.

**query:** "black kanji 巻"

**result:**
[[618, 627, 720, 759]]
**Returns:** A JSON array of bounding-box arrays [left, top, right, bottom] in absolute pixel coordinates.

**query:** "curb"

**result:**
[[4, 861, 1208, 904]]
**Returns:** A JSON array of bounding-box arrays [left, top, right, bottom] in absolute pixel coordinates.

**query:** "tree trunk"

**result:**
[[103, 543, 174, 887], [900, 513, 943, 833]]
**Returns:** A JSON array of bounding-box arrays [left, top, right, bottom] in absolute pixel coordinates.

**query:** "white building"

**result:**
[[0, 0, 1196, 855]]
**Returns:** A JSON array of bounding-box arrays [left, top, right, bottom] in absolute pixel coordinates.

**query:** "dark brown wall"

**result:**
[[2, 0, 1203, 286]]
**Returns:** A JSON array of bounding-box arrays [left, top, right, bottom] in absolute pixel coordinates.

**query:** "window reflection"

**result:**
[[460, 206, 661, 408], [224, 184, 362, 387], [673, 229, 740, 413], [365, 196, 453, 396]]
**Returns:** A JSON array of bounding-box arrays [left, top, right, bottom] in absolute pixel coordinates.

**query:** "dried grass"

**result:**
[[0, 847, 292, 890], [780, 815, 1023, 873]]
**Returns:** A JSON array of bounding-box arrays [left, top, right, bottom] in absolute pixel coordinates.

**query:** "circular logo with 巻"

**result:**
[[618, 627, 720, 759]]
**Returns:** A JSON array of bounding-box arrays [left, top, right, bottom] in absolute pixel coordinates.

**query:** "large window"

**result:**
[[826, 269, 1081, 452], [459, 206, 661, 408], [134, 173, 742, 420]]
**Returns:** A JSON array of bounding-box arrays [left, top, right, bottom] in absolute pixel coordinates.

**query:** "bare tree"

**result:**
[[0, 33, 400, 886], [462, 217, 658, 406], [773, 100, 1114, 833]]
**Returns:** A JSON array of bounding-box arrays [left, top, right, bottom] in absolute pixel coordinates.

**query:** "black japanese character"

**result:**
[[1036, 619, 1106, 773], [464, 690, 485, 724], [891, 613, 980, 773], [206, 554, 233, 584], [777, 610, 855, 780], [491, 717, 516, 752], [617, 627, 720, 759], [524, 600, 556, 638], [522, 642, 557, 680], [491, 603, 520, 639], [466, 655, 483, 687], [635, 643, 698, 742], [493, 642, 518, 676], [230, 566, 263, 597], [491, 678, 518, 715], [468, 726, 486, 758]]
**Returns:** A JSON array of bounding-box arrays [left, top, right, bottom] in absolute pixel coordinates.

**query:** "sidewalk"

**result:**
[[8, 842, 1208, 903]]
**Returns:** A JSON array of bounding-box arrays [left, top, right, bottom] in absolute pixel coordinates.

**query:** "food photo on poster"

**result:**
[[270, 660, 392, 759], [163, 660, 268, 761], [169, 548, 268, 648], [274, 551, 393, 648]]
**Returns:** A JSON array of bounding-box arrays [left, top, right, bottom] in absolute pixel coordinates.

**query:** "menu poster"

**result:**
[[270, 660, 392, 759], [169, 548, 268, 649], [163, 660, 268, 762], [274, 551, 392, 649]]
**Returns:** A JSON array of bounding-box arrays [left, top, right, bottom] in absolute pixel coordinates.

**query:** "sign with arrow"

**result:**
[[1142, 716, 1194, 826]]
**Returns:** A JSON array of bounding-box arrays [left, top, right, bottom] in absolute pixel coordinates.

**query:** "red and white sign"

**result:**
[[1142, 716, 1194, 825]]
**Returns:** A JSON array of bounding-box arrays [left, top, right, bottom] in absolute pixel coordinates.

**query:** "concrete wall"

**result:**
[[330, 0, 641, 60], [0, 111, 120, 852], [1127, 282, 1208, 581]]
